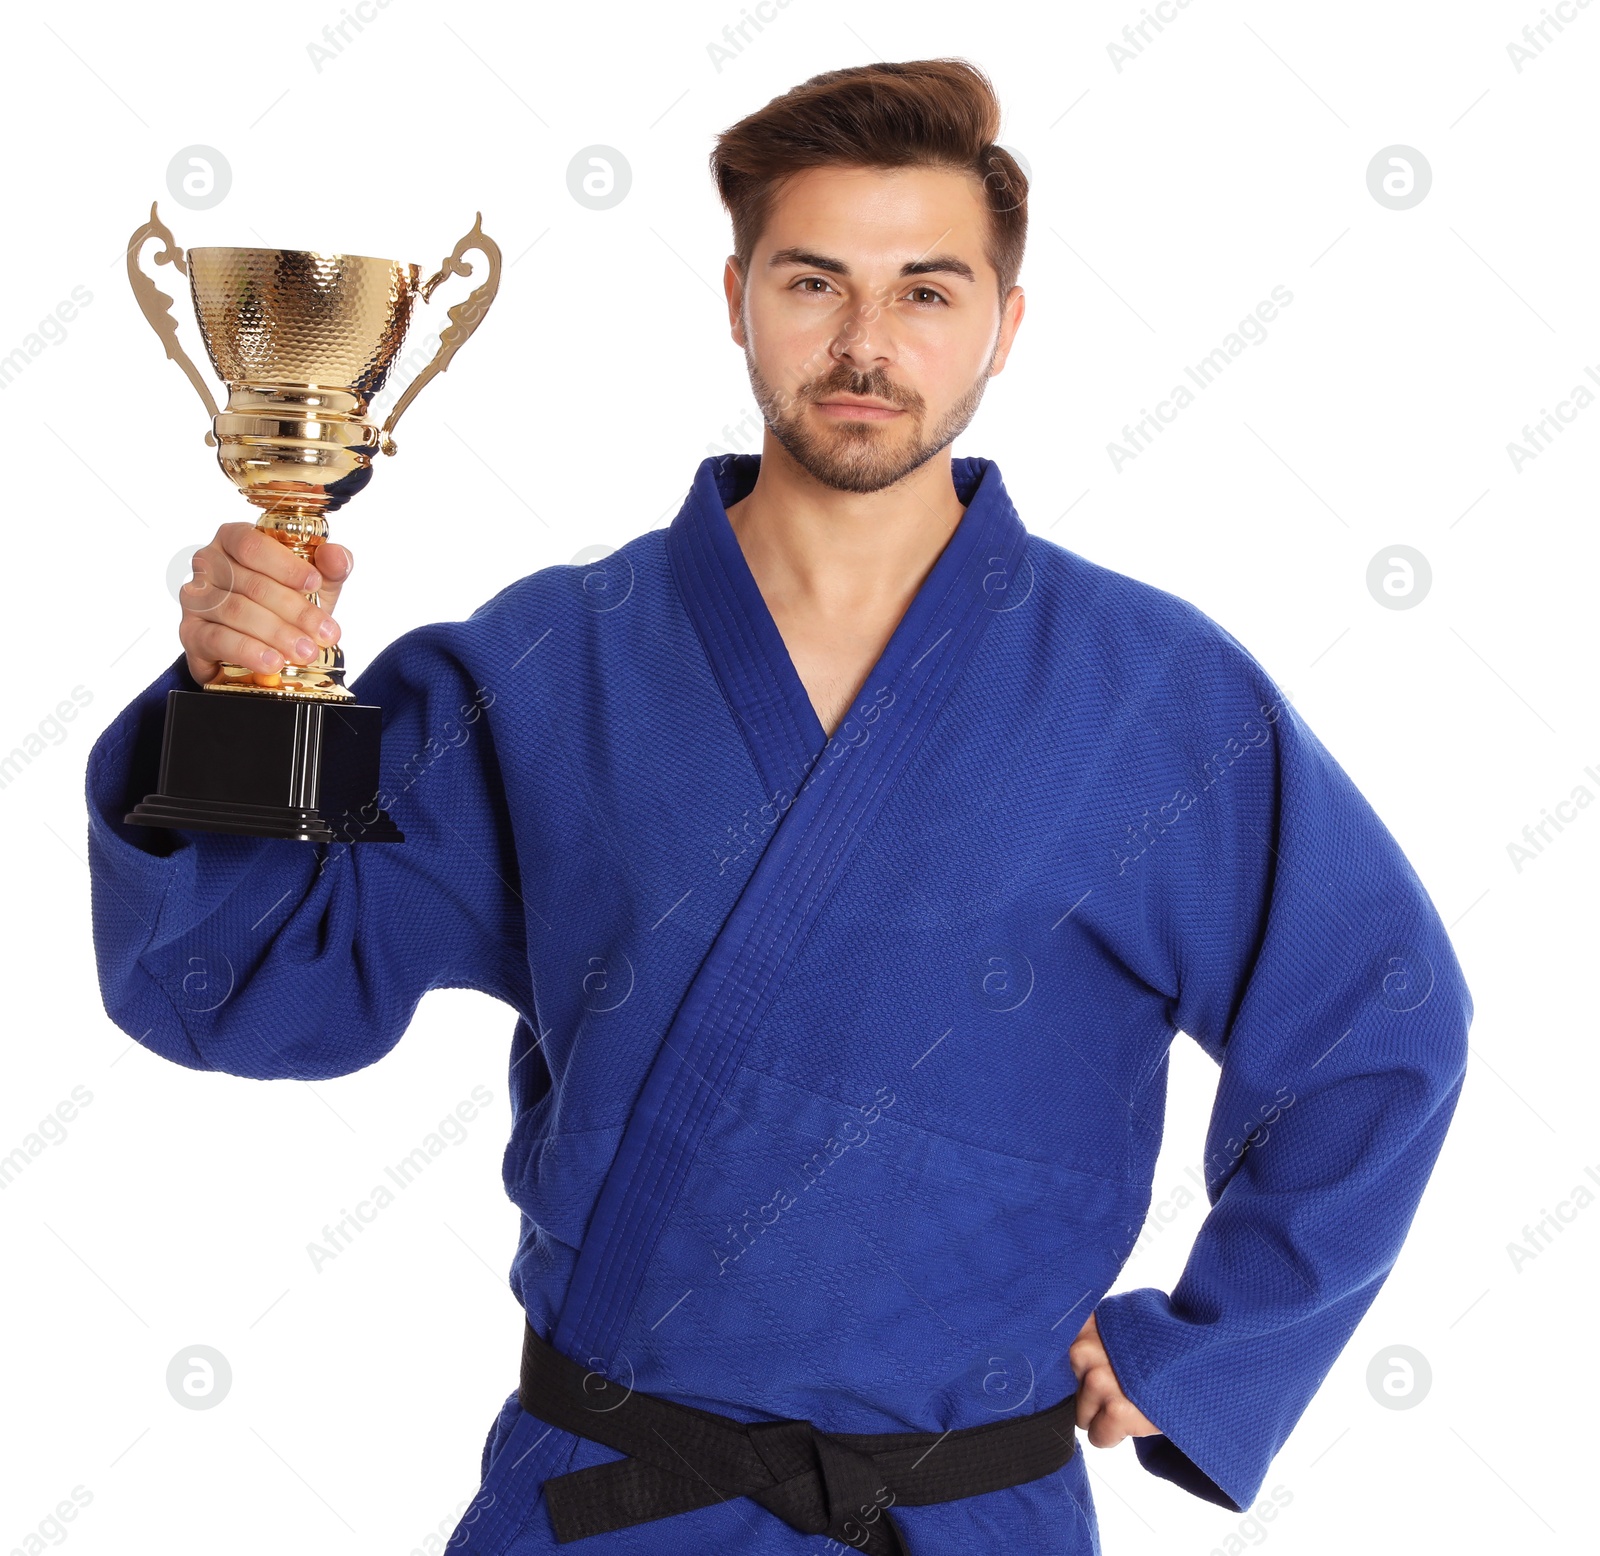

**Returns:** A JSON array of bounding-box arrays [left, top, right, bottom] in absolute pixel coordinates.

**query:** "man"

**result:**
[[86, 58, 1471, 1556]]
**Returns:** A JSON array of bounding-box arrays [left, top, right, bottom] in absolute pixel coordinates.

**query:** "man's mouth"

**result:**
[[811, 396, 906, 421]]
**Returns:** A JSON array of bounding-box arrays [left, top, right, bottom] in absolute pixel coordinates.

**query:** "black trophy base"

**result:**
[[125, 687, 404, 844]]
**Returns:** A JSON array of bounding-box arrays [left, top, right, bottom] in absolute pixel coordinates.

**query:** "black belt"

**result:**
[[518, 1320, 1079, 1554]]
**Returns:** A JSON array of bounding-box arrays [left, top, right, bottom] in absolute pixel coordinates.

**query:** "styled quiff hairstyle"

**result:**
[[709, 58, 1027, 305]]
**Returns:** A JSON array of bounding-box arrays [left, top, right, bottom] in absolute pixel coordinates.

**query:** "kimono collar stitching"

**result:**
[[666, 456, 821, 797]]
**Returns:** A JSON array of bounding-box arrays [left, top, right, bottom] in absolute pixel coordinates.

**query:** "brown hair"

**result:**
[[709, 59, 1027, 305]]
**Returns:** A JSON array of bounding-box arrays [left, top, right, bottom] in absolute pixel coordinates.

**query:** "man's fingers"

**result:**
[[1085, 1392, 1156, 1448], [310, 541, 353, 617], [184, 529, 342, 655], [217, 521, 324, 593], [1069, 1312, 1161, 1447], [181, 615, 289, 680], [191, 553, 336, 637], [1074, 1361, 1113, 1430], [177, 524, 351, 685], [1084, 1402, 1126, 1450], [313, 541, 354, 583], [1074, 1361, 1160, 1448], [181, 650, 218, 688], [180, 590, 325, 675]]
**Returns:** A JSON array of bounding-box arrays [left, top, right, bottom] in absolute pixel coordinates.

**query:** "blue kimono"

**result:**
[[84, 453, 1472, 1554]]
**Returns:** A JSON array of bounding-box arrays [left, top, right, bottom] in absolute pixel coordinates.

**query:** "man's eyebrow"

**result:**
[[771, 249, 857, 276], [902, 254, 977, 283], [766, 247, 977, 283]]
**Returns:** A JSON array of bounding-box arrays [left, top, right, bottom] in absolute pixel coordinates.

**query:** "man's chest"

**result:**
[[500, 600, 1176, 1129], [770, 602, 906, 736]]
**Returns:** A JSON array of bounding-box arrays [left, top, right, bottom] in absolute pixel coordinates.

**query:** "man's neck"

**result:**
[[724, 432, 966, 624], [723, 432, 968, 735]]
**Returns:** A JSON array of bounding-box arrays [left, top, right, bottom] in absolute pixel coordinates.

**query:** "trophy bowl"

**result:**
[[190, 244, 419, 544]]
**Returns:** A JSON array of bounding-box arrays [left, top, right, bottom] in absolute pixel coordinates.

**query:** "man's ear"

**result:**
[[988, 285, 1026, 377], [724, 256, 747, 345]]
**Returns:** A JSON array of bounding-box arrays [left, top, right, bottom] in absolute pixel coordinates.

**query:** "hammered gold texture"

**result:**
[[186, 248, 420, 398]]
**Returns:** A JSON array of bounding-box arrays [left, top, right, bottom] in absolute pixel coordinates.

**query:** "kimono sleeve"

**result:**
[[84, 623, 530, 1081], [1091, 620, 1473, 1513]]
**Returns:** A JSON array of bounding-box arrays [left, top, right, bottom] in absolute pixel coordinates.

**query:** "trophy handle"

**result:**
[[126, 202, 221, 448], [378, 212, 502, 455]]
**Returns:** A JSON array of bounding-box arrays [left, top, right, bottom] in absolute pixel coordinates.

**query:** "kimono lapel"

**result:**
[[555, 451, 1029, 1369], [665, 453, 827, 797]]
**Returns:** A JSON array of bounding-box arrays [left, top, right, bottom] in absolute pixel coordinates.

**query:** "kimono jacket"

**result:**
[[84, 452, 1472, 1555]]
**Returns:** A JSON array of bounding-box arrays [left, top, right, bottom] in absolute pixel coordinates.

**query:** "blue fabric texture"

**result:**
[[84, 454, 1471, 1554]]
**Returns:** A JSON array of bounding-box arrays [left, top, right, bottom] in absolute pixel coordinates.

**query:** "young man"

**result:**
[[86, 59, 1471, 1556]]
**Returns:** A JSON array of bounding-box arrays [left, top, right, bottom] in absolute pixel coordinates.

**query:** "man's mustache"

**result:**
[[800, 364, 928, 409]]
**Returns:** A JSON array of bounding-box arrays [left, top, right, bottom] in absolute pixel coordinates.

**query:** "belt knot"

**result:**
[[746, 1418, 906, 1554]]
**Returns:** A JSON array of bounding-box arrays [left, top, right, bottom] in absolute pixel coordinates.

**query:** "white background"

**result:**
[[1, 2, 1594, 1553]]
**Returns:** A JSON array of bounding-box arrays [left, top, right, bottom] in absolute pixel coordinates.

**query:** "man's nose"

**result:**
[[828, 297, 895, 369]]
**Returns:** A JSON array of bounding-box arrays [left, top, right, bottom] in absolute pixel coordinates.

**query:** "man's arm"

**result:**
[[1086, 617, 1472, 1511], [86, 592, 532, 1080]]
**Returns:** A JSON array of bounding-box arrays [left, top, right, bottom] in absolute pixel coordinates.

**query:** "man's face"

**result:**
[[725, 164, 1025, 494]]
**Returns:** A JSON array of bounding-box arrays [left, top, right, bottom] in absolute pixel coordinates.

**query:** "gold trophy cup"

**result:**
[[121, 204, 501, 842]]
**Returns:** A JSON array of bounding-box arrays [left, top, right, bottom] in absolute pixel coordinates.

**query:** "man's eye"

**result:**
[[906, 287, 948, 306], [794, 276, 835, 294]]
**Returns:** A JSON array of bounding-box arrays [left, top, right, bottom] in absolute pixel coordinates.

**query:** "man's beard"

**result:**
[[742, 342, 995, 495]]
